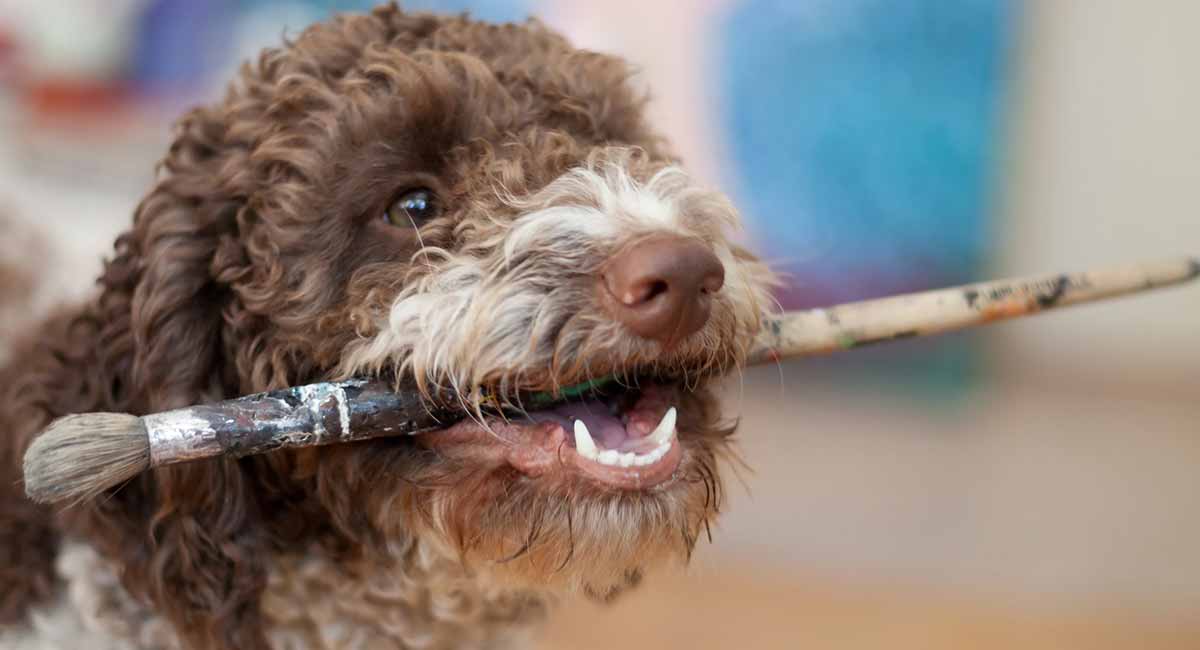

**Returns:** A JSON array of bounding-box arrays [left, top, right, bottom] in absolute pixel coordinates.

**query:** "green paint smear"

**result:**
[[836, 334, 858, 350], [527, 374, 618, 408]]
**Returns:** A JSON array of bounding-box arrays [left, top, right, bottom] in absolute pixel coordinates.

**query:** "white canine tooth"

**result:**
[[649, 407, 677, 446], [573, 420, 598, 459], [598, 449, 620, 465], [618, 452, 636, 468]]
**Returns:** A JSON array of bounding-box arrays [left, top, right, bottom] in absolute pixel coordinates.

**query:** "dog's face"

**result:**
[[140, 8, 773, 600]]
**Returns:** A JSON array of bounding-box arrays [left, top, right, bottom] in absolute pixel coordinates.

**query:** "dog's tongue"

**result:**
[[530, 400, 630, 449]]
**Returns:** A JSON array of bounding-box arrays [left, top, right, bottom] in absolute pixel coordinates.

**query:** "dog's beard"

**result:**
[[312, 381, 733, 599]]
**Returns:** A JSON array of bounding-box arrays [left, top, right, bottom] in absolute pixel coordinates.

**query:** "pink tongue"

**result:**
[[530, 400, 630, 449]]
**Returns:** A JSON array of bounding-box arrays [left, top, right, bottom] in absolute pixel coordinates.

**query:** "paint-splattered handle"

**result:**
[[143, 379, 459, 466], [748, 256, 1199, 364]]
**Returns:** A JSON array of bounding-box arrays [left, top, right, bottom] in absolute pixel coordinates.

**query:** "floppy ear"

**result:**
[[127, 118, 244, 407], [74, 105, 274, 649]]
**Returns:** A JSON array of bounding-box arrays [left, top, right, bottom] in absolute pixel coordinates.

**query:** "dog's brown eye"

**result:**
[[384, 188, 439, 226]]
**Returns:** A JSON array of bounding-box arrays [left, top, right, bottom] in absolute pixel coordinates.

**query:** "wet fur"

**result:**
[[0, 5, 771, 649]]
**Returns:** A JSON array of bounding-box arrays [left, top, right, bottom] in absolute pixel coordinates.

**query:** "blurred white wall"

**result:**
[[995, 0, 1200, 394]]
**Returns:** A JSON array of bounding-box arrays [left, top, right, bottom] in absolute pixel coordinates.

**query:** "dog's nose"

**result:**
[[601, 235, 725, 347]]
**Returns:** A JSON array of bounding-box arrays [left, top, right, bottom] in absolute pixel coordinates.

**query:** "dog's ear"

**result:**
[[75, 106, 273, 649], [124, 112, 245, 407]]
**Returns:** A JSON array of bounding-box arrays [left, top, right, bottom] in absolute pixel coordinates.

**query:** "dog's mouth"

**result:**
[[416, 376, 689, 490]]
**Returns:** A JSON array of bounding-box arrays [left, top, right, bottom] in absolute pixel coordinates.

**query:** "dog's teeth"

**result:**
[[576, 411, 677, 468], [649, 407, 677, 446], [573, 420, 598, 459]]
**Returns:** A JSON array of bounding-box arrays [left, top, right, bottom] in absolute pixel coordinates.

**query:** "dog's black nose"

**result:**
[[601, 235, 725, 348]]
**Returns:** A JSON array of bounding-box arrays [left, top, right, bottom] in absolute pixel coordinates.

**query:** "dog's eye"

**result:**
[[384, 188, 439, 226]]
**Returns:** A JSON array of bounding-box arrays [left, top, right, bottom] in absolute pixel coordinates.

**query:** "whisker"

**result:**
[[551, 502, 577, 574]]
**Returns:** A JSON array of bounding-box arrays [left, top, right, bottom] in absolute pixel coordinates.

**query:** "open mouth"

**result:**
[[525, 380, 683, 488], [423, 377, 687, 491]]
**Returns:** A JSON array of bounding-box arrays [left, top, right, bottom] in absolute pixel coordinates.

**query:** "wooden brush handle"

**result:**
[[748, 256, 1199, 365]]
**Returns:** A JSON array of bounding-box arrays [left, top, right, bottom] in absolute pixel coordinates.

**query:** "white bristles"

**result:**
[[22, 413, 150, 505]]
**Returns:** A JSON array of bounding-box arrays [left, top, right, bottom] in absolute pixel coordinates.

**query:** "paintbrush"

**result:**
[[23, 256, 1198, 504]]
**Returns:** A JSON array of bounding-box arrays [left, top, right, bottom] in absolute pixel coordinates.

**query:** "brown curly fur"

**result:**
[[0, 5, 771, 649], [0, 213, 60, 626]]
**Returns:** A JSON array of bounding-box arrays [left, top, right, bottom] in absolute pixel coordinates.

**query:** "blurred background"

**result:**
[[0, 1, 1197, 648]]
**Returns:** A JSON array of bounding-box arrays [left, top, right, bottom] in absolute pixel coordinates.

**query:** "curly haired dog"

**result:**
[[0, 5, 773, 649]]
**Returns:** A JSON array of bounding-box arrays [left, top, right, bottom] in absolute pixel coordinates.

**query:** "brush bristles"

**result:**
[[23, 413, 150, 505]]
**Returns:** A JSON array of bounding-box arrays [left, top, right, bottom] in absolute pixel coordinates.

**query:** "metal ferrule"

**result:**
[[143, 409, 225, 467]]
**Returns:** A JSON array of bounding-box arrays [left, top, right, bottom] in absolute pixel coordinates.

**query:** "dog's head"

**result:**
[[77, 5, 773, 643]]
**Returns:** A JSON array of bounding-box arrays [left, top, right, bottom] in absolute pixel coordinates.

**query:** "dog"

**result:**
[[0, 5, 774, 648]]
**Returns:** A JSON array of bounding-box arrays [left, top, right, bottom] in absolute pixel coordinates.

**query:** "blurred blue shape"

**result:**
[[716, 0, 1016, 391], [130, 0, 238, 95], [719, 0, 1013, 306]]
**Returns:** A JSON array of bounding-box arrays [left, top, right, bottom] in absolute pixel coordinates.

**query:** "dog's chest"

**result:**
[[2, 543, 547, 650], [260, 546, 548, 649]]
